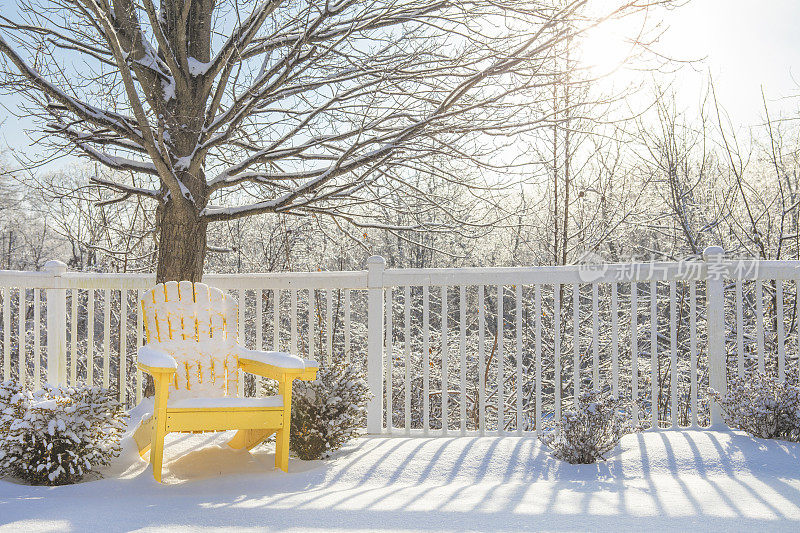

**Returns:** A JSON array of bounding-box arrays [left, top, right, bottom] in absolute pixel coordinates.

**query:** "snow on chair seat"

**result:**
[[133, 281, 318, 482], [168, 396, 283, 410]]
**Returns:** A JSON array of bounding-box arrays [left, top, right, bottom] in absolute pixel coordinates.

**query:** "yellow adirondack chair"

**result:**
[[132, 281, 318, 482]]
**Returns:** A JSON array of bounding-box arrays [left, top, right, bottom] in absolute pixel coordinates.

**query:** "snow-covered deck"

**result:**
[[2, 428, 800, 532]]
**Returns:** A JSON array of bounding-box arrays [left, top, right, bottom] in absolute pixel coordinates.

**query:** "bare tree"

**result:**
[[634, 87, 724, 257], [31, 166, 158, 271], [0, 0, 663, 281]]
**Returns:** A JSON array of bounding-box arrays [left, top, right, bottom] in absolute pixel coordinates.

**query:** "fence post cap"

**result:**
[[367, 255, 386, 267], [43, 260, 68, 275], [702, 246, 725, 260]]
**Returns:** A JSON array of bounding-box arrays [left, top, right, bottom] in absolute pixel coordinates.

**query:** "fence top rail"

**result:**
[[204, 271, 367, 290], [381, 264, 695, 286], [381, 260, 800, 286], [0, 257, 798, 291], [0, 270, 368, 290]]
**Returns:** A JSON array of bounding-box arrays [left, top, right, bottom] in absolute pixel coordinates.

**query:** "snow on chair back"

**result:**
[[141, 281, 240, 400]]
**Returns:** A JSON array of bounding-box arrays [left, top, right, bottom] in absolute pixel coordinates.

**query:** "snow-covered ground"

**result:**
[[2, 422, 800, 532]]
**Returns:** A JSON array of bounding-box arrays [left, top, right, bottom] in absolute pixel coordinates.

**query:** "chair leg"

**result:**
[[150, 426, 167, 482], [275, 428, 289, 472], [228, 428, 275, 451], [276, 376, 293, 472], [133, 416, 154, 457], [150, 373, 170, 482]]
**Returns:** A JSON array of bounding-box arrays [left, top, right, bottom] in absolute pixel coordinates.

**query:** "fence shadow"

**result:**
[[2, 430, 799, 532]]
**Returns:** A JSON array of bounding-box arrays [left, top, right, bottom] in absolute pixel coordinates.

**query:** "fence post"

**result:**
[[703, 246, 726, 427], [366, 255, 385, 434], [44, 260, 68, 386]]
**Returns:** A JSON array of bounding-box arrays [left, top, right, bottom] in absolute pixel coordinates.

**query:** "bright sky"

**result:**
[[0, 0, 797, 172], [659, 0, 799, 125]]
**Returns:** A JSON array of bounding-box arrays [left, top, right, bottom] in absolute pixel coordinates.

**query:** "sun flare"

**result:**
[[577, 20, 639, 76]]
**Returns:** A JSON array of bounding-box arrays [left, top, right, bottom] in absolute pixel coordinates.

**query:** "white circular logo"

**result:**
[[576, 251, 609, 282]]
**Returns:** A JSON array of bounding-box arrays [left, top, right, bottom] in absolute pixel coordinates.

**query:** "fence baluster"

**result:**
[[611, 283, 619, 398], [441, 285, 448, 435], [19, 288, 26, 388], [736, 280, 744, 377], [87, 289, 95, 385], [423, 285, 430, 434], [554, 284, 561, 423], [120, 289, 127, 404], [404, 286, 411, 435], [366, 256, 385, 434], [631, 282, 638, 422], [478, 284, 485, 435], [238, 290, 246, 397], [497, 284, 503, 434], [460, 285, 467, 435], [43, 261, 67, 386], [650, 280, 658, 428], [690, 281, 698, 428], [70, 289, 77, 385], [308, 289, 315, 364], [3, 287, 9, 381], [775, 279, 786, 380], [385, 287, 393, 432], [326, 290, 333, 366], [534, 284, 542, 434], [573, 283, 580, 406], [290, 289, 298, 355], [756, 279, 765, 374], [136, 289, 143, 404], [273, 289, 280, 352], [256, 289, 263, 396], [797, 279, 800, 381], [670, 281, 677, 428], [103, 288, 111, 388], [777, 281, 785, 381], [704, 246, 726, 426], [34, 288, 40, 389], [592, 283, 599, 389], [515, 284, 523, 434], [344, 289, 351, 363]]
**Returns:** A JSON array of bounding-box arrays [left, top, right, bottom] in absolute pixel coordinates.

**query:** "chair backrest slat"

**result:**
[[141, 282, 240, 399]]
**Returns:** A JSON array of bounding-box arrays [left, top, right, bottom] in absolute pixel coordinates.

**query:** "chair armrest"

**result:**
[[238, 347, 307, 369], [137, 345, 177, 376], [237, 347, 318, 381]]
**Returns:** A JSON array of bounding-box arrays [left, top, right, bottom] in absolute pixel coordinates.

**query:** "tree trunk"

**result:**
[[155, 201, 207, 283], [144, 201, 206, 397]]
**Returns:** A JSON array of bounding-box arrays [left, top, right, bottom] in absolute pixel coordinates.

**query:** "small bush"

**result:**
[[540, 390, 639, 464], [0, 381, 127, 485], [710, 372, 800, 442], [0, 380, 25, 435], [289, 364, 371, 460]]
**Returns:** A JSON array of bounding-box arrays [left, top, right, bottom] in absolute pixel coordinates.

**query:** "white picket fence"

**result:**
[[1, 247, 799, 436]]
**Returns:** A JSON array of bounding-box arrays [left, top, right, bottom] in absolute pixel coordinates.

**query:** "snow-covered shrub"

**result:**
[[0, 381, 26, 437], [710, 372, 800, 442], [540, 390, 639, 464], [289, 364, 371, 460], [0, 382, 127, 485]]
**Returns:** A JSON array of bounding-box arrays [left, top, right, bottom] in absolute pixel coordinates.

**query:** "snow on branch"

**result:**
[[0, 35, 141, 141], [76, 143, 159, 176], [45, 123, 149, 155], [89, 174, 160, 199]]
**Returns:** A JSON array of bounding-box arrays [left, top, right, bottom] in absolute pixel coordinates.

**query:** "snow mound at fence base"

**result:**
[[2, 420, 800, 532]]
